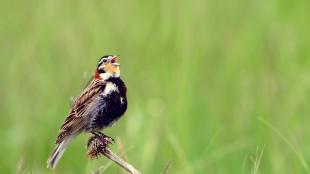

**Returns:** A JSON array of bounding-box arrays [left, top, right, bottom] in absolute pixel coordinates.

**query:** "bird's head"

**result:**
[[95, 55, 120, 80]]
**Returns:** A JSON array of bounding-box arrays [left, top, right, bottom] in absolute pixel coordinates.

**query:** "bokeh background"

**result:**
[[1, 0, 310, 173]]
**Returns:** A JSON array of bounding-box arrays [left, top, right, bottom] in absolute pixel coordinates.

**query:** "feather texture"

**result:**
[[47, 76, 127, 169], [47, 80, 106, 169], [56, 80, 106, 143], [47, 134, 75, 169]]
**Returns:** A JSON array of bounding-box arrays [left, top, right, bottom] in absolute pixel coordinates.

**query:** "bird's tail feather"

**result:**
[[47, 135, 75, 169]]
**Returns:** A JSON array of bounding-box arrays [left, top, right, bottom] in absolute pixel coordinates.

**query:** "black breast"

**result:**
[[88, 77, 127, 130]]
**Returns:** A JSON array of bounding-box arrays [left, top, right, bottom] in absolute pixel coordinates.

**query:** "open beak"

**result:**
[[111, 56, 120, 66]]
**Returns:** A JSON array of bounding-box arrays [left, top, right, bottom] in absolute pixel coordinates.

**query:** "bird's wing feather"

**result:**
[[56, 80, 106, 143]]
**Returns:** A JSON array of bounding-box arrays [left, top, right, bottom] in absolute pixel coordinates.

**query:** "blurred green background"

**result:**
[[1, 0, 310, 173]]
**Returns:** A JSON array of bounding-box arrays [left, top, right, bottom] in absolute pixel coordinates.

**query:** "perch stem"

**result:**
[[102, 147, 141, 174]]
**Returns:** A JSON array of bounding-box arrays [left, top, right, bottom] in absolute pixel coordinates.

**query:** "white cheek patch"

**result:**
[[99, 72, 120, 80], [103, 83, 118, 96], [100, 73, 111, 80]]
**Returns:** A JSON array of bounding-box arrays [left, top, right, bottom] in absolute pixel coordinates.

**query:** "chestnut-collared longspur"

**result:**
[[47, 55, 127, 169]]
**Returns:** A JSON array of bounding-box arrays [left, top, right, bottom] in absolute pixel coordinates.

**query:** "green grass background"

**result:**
[[1, 0, 310, 173]]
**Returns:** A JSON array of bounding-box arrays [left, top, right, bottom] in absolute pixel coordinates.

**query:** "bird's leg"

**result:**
[[91, 132, 115, 145], [100, 132, 115, 144], [91, 132, 101, 137], [97, 132, 115, 143]]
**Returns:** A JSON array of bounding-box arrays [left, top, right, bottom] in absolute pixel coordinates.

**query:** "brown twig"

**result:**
[[87, 135, 141, 174]]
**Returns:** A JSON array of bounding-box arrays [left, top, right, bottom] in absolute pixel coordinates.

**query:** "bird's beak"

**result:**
[[111, 56, 120, 66]]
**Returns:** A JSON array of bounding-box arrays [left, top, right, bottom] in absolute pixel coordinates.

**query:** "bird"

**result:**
[[47, 55, 127, 169]]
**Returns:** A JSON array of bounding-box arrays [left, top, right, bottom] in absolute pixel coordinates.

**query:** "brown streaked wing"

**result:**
[[56, 80, 106, 143]]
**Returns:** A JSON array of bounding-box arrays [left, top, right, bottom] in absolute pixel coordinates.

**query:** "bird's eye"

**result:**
[[102, 58, 108, 63]]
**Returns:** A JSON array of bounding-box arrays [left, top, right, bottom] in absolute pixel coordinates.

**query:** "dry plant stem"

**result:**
[[102, 148, 141, 174], [87, 135, 141, 174]]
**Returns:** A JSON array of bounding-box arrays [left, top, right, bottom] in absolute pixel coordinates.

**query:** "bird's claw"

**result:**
[[101, 135, 114, 145], [91, 132, 115, 146]]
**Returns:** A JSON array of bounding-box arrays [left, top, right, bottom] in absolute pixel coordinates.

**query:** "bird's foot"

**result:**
[[91, 132, 115, 145], [87, 132, 116, 159]]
